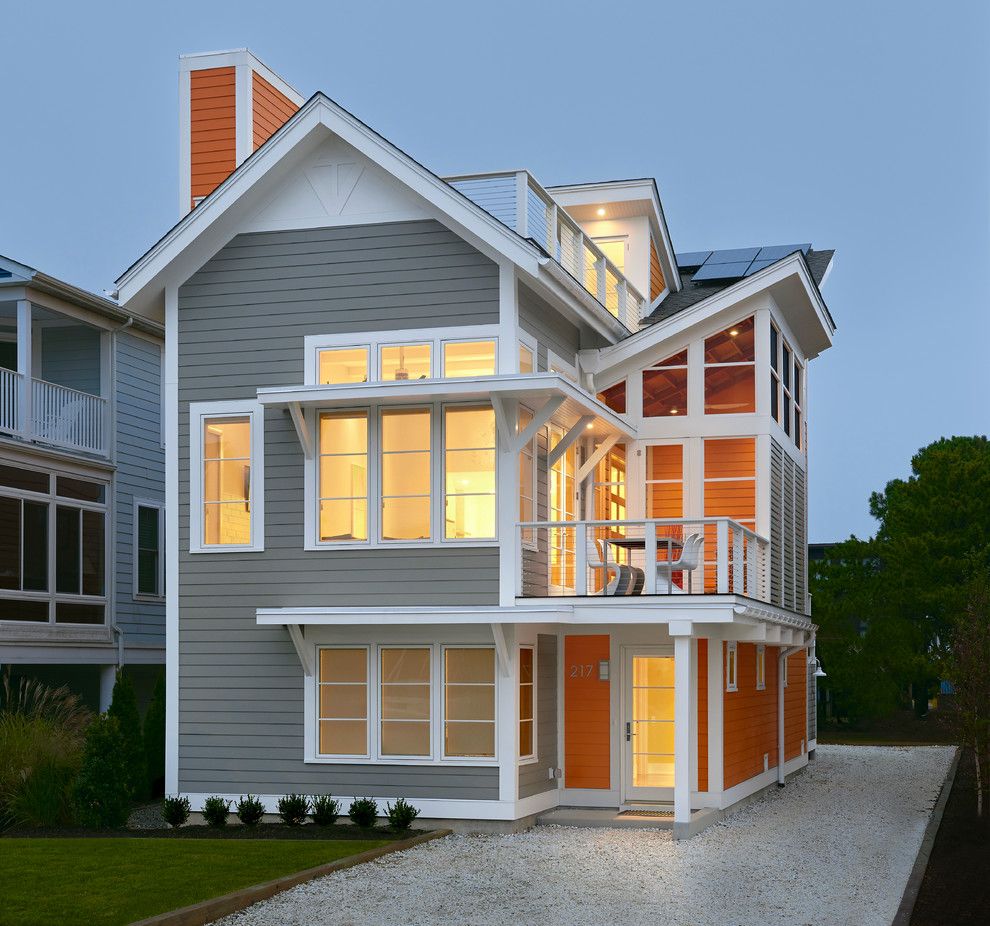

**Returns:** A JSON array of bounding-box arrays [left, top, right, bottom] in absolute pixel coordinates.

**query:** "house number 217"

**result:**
[[569, 664, 594, 678]]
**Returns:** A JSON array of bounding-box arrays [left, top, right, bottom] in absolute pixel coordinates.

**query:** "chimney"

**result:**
[[178, 49, 304, 216]]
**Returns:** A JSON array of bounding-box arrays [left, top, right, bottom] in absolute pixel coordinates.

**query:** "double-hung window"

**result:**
[[190, 401, 264, 552], [134, 501, 165, 598], [518, 645, 535, 760]]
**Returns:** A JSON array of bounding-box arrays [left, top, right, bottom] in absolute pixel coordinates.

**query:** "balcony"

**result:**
[[517, 518, 769, 601], [447, 171, 648, 331]]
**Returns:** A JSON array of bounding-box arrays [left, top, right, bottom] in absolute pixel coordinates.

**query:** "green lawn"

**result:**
[[0, 837, 389, 926]]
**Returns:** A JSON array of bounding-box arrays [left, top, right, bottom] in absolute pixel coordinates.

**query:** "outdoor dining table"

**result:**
[[607, 535, 684, 560]]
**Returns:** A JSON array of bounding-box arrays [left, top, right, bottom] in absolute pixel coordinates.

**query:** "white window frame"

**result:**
[[518, 331, 538, 373], [756, 644, 766, 691], [518, 643, 537, 762], [440, 336, 499, 379], [305, 401, 499, 551], [703, 315, 756, 417], [518, 405, 539, 552], [303, 325, 499, 385], [132, 498, 165, 600], [726, 641, 738, 692], [316, 645, 371, 759], [188, 399, 265, 554], [307, 642, 499, 767], [441, 644, 497, 761], [547, 349, 578, 384]]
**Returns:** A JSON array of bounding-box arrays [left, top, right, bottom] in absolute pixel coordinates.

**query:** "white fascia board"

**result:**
[[256, 373, 639, 439], [590, 254, 832, 379], [116, 94, 543, 306]]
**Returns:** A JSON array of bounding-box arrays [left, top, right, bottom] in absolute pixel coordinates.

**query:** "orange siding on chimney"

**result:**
[[253, 72, 299, 150], [190, 67, 237, 206], [723, 642, 779, 789], [563, 634, 611, 789], [697, 638, 708, 792], [784, 650, 807, 760]]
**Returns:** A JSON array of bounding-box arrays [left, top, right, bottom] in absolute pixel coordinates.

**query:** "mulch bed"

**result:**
[[911, 747, 990, 925], [2, 822, 410, 841]]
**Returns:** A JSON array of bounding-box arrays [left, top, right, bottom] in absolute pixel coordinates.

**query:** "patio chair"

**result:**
[[589, 538, 630, 596], [655, 532, 704, 594]]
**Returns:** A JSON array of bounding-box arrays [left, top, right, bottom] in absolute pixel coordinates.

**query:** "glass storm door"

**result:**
[[623, 650, 675, 802]]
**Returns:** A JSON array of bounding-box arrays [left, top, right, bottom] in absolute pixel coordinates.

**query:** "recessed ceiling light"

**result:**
[[729, 328, 739, 337], [586, 422, 594, 429], [596, 207, 606, 217], [670, 408, 679, 415]]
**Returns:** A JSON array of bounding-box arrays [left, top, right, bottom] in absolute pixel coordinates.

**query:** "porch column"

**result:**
[[16, 299, 31, 436], [670, 621, 693, 826]]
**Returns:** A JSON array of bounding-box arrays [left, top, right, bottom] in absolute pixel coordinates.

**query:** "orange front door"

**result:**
[[563, 634, 611, 789]]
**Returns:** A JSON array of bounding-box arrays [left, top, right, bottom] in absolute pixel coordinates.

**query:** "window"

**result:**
[[135, 502, 164, 598], [319, 412, 369, 543], [380, 647, 431, 757], [756, 645, 766, 690], [319, 347, 369, 384], [769, 324, 804, 449], [519, 646, 535, 759], [770, 324, 781, 423], [190, 401, 264, 553], [597, 379, 626, 414], [593, 443, 626, 523], [518, 408, 537, 549], [548, 424, 576, 591], [519, 342, 534, 375], [726, 641, 738, 692], [705, 316, 755, 414], [443, 647, 495, 758], [380, 343, 431, 381], [704, 437, 757, 591], [318, 647, 369, 757], [381, 409, 432, 541], [444, 407, 496, 540], [643, 349, 687, 417], [0, 464, 107, 625], [442, 340, 496, 378], [594, 237, 626, 274]]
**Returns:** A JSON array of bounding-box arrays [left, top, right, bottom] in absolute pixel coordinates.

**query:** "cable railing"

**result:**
[[447, 171, 647, 331], [517, 517, 769, 600]]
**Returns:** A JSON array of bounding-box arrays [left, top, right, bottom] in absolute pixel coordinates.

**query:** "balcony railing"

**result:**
[[0, 368, 109, 456], [517, 518, 769, 601], [448, 171, 648, 331]]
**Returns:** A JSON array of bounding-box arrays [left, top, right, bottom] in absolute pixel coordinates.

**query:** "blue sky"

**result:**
[[1, 0, 987, 541]]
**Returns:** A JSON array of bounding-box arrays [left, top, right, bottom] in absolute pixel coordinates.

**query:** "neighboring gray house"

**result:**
[[116, 50, 835, 836], [0, 255, 165, 709]]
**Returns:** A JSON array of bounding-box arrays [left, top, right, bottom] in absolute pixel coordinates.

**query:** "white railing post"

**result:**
[[516, 525, 524, 598], [746, 535, 757, 597], [618, 280, 628, 325], [576, 231, 586, 285], [16, 300, 31, 438], [644, 520, 657, 595], [515, 171, 528, 238], [574, 522, 587, 597], [596, 258, 606, 304], [732, 526, 744, 593], [716, 519, 729, 594]]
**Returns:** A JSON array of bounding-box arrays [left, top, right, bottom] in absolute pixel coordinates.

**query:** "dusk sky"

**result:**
[[1, 0, 987, 541]]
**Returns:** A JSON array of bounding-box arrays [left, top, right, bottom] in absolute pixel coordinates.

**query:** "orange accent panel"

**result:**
[[723, 642, 779, 789], [650, 240, 666, 301], [646, 445, 683, 519], [253, 73, 299, 150], [784, 650, 807, 760], [697, 639, 708, 792], [563, 634, 610, 789], [190, 67, 236, 207]]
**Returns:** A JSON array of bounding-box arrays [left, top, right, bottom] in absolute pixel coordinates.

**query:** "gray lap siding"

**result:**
[[518, 633, 559, 799], [176, 219, 501, 799]]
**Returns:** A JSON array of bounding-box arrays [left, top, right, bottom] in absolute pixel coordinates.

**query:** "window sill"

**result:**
[[303, 540, 500, 552], [133, 594, 166, 603], [305, 755, 498, 767], [189, 545, 265, 554], [518, 755, 539, 766]]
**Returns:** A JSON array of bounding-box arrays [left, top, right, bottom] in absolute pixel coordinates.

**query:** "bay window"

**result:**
[[443, 406, 496, 540]]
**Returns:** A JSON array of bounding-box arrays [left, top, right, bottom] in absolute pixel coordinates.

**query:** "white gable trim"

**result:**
[[116, 94, 543, 306]]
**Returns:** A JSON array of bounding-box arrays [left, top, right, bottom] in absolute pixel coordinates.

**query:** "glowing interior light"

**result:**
[[670, 408, 679, 415], [729, 329, 739, 337], [596, 207, 606, 217]]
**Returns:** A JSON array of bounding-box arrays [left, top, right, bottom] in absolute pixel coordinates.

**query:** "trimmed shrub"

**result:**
[[162, 795, 191, 828], [143, 673, 166, 797], [107, 671, 146, 802], [385, 798, 419, 833], [311, 794, 340, 826], [236, 794, 265, 826], [72, 715, 131, 828], [202, 795, 231, 827], [348, 797, 378, 829], [277, 793, 310, 826]]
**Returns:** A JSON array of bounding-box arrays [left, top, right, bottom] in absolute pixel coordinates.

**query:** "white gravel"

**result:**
[[217, 745, 953, 926]]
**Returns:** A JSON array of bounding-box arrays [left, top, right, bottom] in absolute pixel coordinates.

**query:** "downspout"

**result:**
[[777, 645, 805, 785]]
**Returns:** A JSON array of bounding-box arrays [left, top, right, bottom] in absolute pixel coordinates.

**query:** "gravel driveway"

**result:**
[[218, 745, 954, 926]]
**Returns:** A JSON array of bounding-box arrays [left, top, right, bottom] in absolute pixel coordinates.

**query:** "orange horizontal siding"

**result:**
[[723, 642, 779, 789], [252, 72, 299, 150], [190, 66, 236, 206], [650, 240, 666, 301], [784, 650, 807, 760], [697, 638, 708, 792], [563, 634, 610, 789]]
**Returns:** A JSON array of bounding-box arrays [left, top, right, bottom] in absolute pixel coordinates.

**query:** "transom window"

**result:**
[[442, 340, 496, 378], [380, 343, 431, 381], [705, 316, 755, 414], [319, 347, 369, 385]]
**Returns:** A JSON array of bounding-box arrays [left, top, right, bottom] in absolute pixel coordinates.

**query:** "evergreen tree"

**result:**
[[143, 672, 166, 797], [107, 670, 146, 801], [73, 715, 131, 828]]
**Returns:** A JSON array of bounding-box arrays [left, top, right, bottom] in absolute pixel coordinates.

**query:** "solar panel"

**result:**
[[706, 247, 760, 265], [755, 243, 811, 261], [675, 250, 712, 268], [691, 260, 753, 282], [744, 259, 776, 276]]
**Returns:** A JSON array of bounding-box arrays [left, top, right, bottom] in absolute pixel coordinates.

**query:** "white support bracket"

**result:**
[[285, 624, 314, 677], [287, 402, 313, 459], [576, 434, 619, 484], [511, 395, 564, 453], [548, 415, 594, 469], [491, 623, 511, 678]]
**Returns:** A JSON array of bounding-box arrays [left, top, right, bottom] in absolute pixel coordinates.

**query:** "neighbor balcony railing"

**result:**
[[447, 171, 648, 331], [0, 368, 109, 456], [516, 517, 769, 601]]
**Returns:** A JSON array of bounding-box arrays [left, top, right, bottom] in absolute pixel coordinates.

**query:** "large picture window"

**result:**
[[704, 317, 755, 414], [444, 406, 496, 540], [443, 647, 495, 758]]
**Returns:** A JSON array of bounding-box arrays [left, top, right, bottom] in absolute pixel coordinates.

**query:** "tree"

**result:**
[[73, 715, 131, 828], [107, 671, 146, 802], [944, 571, 990, 817], [143, 672, 166, 797]]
